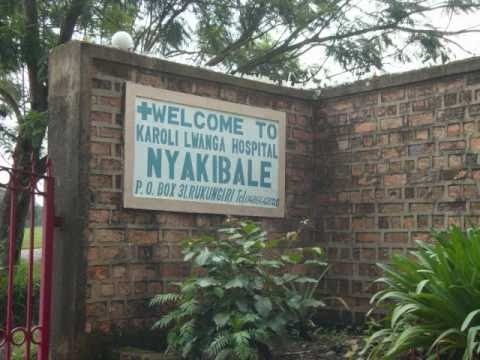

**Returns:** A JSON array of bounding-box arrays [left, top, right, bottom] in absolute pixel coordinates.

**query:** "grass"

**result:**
[[21, 227, 42, 249], [0, 260, 41, 359], [11, 332, 38, 360]]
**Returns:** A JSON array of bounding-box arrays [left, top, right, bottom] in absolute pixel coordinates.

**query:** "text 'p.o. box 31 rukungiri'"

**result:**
[[124, 82, 286, 218]]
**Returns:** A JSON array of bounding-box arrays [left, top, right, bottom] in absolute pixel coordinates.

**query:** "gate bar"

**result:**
[[38, 159, 54, 360], [4, 166, 17, 359]]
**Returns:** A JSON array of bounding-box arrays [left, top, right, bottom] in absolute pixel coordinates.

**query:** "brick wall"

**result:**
[[48, 40, 480, 357], [48, 41, 315, 359], [314, 70, 480, 322]]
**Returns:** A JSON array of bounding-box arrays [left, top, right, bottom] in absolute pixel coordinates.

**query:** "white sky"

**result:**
[[310, 9, 480, 86]]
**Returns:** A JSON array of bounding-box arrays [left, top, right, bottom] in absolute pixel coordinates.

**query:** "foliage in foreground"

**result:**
[[151, 220, 328, 359], [362, 227, 480, 360], [0, 260, 40, 326]]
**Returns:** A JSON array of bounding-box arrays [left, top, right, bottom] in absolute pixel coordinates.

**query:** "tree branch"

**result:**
[[58, 0, 89, 45]]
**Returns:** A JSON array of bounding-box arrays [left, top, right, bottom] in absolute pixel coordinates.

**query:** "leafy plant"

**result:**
[[151, 220, 328, 359], [0, 260, 41, 326], [361, 226, 480, 360]]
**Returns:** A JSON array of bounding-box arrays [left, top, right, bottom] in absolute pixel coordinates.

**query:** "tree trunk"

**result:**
[[0, 0, 84, 272], [0, 136, 43, 271]]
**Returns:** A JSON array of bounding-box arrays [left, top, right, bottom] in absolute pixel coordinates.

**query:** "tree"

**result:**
[[1, 0, 480, 268]]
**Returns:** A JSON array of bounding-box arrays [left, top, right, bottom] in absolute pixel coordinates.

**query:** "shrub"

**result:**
[[362, 227, 480, 360], [151, 220, 328, 359]]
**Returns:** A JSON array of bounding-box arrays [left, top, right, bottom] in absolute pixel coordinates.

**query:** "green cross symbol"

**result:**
[[137, 101, 152, 120]]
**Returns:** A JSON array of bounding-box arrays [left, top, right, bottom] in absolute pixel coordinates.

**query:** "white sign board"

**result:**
[[124, 83, 285, 217]]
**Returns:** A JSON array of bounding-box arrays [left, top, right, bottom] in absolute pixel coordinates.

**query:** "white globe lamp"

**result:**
[[111, 31, 134, 51]]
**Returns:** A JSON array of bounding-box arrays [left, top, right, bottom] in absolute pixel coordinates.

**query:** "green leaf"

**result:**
[[235, 300, 249, 312], [195, 248, 211, 266], [254, 295, 272, 317], [415, 279, 429, 294], [462, 310, 480, 332], [197, 277, 218, 287], [213, 313, 231, 328], [225, 276, 248, 289], [391, 304, 418, 328], [214, 287, 225, 298], [465, 326, 480, 360]]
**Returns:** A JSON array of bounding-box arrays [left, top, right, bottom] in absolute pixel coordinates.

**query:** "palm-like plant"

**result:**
[[362, 227, 480, 360]]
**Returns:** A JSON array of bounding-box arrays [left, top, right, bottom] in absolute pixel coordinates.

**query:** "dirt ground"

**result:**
[[274, 330, 364, 360]]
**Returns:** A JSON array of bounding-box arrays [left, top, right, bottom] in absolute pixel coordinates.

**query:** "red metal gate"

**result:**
[[0, 159, 54, 359]]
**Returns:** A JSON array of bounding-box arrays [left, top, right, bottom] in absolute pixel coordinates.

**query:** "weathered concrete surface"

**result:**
[[48, 41, 90, 359]]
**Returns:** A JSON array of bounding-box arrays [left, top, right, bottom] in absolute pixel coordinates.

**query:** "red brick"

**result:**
[[137, 72, 167, 88], [381, 88, 405, 102], [379, 216, 401, 229], [407, 112, 434, 126], [89, 174, 112, 188], [418, 157, 431, 170], [403, 216, 415, 229], [464, 185, 478, 198], [408, 84, 434, 98], [159, 262, 190, 278], [164, 230, 189, 242], [147, 282, 163, 296], [358, 263, 381, 277], [102, 246, 128, 261], [447, 123, 461, 136], [471, 137, 480, 150], [411, 98, 439, 112], [438, 201, 466, 213], [356, 232, 381, 242], [331, 262, 354, 276], [384, 174, 406, 187], [473, 170, 480, 180], [380, 117, 403, 130], [99, 96, 121, 107], [384, 232, 408, 243], [437, 78, 464, 92], [113, 265, 127, 278], [352, 217, 374, 230], [195, 82, 220, 98], [91, 111, 112, 123], [448, 154, 462, 168], [99, 127, 122, 139], [90, 142, 111, 155], [109, 301, 125, 319], [89, 209, 110, 223], [101, 284, 115, 297], [130, 265, 156, 281], [86, 302, 107, 318], [409, 203, 433, 212], [354, 122, 376, 133], [439, 140, 465, 151], [293, 129, 310, 141], [379, 203, 404, 213], [382, 146, 406, 158], [444, 93, 457, 106], [88, 266, 109, 281], [360, 248, 377, 261], [448, 185, 462, 199], [93, 229, 124, 243], [87, 247, 99, 261], [127, 230, 158, 244], [415, 129, 429, 140]]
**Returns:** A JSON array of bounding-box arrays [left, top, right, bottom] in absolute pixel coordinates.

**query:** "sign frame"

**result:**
[[123, 82, 286, 218]]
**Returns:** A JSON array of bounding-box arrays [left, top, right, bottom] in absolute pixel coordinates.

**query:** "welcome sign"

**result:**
[[124, 83, 286, 217]]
